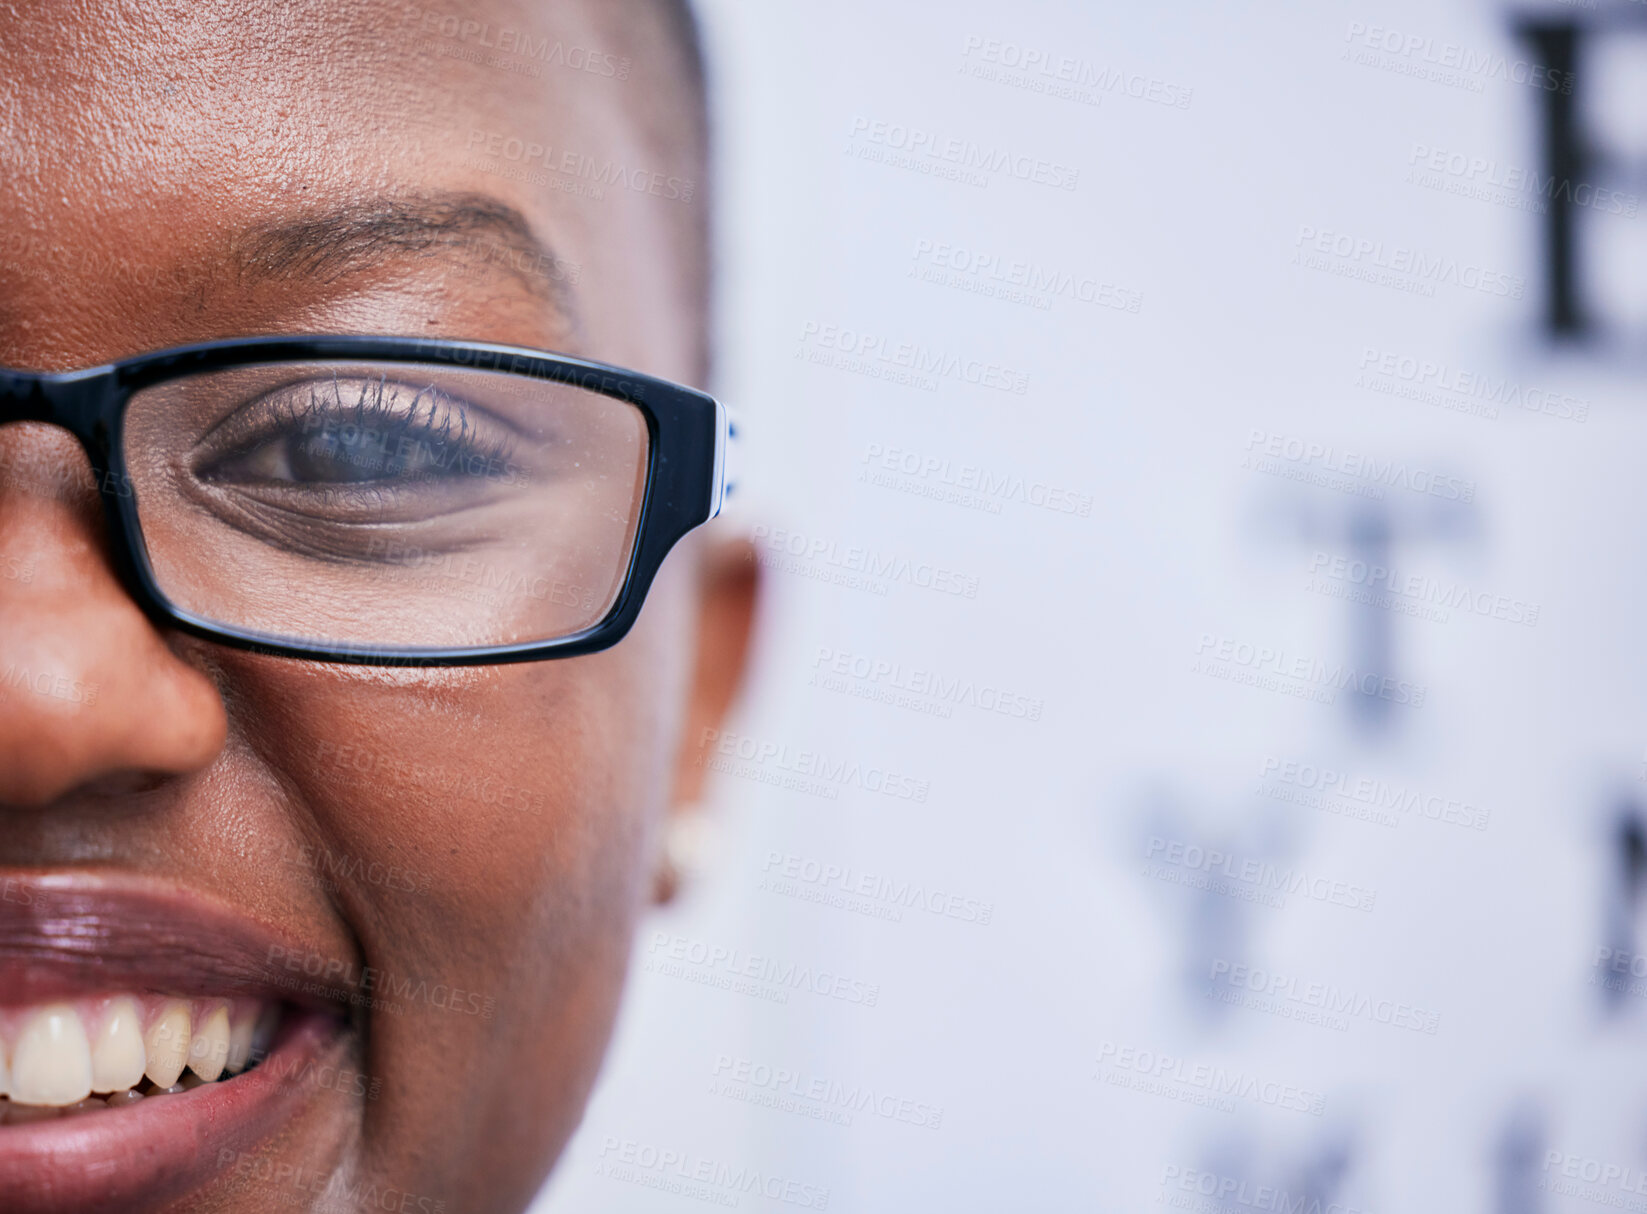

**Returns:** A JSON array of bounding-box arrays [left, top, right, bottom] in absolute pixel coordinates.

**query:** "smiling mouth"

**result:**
[[0, 873, 358, 1214], [0, 996, 285, 1120]]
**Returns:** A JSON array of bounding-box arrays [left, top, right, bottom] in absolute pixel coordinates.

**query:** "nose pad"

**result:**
[[0, 423, 226, 807]]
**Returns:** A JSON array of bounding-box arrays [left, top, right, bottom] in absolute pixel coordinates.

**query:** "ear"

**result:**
[[657, 533, 759, 901]]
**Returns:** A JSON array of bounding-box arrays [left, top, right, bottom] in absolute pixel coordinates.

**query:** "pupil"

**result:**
[[292, 423, 420, 482]]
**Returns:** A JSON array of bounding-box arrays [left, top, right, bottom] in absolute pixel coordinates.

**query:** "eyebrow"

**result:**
[[230, 193, 580, 332]]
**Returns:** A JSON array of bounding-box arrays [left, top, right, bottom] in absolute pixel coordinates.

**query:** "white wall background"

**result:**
[[536, 2, 1647, 1209]]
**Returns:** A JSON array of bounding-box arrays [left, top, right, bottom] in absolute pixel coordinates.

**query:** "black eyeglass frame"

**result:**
[[0, 335, 731, 666]]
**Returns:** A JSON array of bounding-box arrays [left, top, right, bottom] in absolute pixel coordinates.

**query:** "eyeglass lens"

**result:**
[[121, 361, 650, 650]]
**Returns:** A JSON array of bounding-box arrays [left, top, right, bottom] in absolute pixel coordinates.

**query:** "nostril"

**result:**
[[69, 770, 176, 799], [0, 770, 175, 815], [0, 745, 203, 812]]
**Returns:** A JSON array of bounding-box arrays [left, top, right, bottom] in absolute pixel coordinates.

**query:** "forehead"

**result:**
[[0, 0, 693, 376], [0, 1, 620, 188]]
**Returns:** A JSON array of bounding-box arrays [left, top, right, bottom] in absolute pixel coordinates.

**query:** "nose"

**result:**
[[0, 423, 226, 806]]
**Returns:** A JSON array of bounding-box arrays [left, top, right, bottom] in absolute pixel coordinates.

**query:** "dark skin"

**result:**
[[0, 1, 757, 1210]]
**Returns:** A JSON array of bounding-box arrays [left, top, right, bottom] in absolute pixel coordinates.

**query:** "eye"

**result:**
[[197, 374, 517, 489]]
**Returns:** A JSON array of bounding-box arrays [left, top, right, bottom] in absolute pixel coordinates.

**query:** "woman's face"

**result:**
[[0, 2, 755, 1211]]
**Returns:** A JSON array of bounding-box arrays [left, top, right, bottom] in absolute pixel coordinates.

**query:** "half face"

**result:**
[[0, 2, 739, 1211]]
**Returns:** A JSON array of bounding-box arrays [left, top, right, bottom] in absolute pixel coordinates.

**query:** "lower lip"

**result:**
[[0, 1006, 348, 1214]]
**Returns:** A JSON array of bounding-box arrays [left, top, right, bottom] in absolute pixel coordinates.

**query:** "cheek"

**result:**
[[223, 649, 664, 925], [190, 626, 692, 1192], [189, 559, 696, 1090], [202, 637, 684, 1035]]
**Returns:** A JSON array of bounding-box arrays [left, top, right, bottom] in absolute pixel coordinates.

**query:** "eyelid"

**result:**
[[188, 374, 518, 472]]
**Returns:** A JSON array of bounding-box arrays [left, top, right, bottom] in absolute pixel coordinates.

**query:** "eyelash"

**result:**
[[233, 373, 517, 482]]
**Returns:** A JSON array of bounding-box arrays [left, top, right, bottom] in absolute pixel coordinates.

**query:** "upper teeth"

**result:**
[[0, 997, 278, 1110]]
